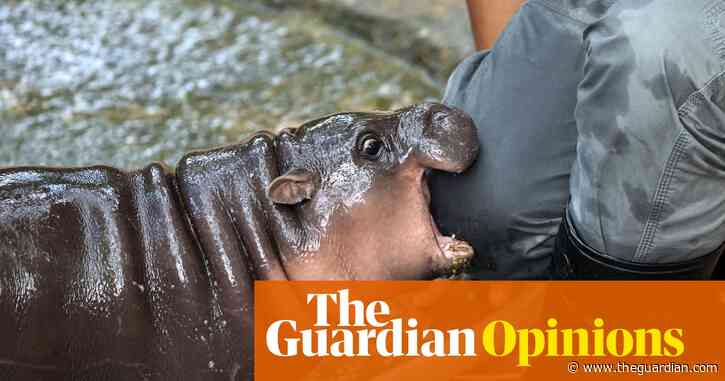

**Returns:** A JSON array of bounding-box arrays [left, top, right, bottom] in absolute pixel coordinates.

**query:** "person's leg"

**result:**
[[564, 0, 725, 276], [430, 0, 615, 279]]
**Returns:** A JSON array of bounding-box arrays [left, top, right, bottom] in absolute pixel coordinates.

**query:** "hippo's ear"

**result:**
[[267, 168, 316, 205]]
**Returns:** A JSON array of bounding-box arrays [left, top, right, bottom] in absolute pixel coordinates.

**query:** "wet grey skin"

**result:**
[[0, 102, 478, 380]]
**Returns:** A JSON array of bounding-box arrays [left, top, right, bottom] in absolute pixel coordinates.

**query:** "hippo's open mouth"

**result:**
[[422, 173, 474, 277]]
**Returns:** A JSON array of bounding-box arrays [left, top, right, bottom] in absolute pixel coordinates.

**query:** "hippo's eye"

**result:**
[[358, 134, 384, 159]]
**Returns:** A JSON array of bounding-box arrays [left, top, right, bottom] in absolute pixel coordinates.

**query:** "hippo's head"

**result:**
[[268, 103, 479, 279]]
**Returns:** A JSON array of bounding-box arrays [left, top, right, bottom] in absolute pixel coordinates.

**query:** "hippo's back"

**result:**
[[0, 164, 250, 380]]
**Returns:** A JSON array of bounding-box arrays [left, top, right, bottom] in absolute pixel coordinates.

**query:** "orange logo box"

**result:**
[[255, 281, 725, 380]]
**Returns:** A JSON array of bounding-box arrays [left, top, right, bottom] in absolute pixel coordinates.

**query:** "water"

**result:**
[[0, 0, 441, 168]]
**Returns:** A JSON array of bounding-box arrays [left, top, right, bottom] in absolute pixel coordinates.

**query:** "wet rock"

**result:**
[[0, 0, 440, 168]]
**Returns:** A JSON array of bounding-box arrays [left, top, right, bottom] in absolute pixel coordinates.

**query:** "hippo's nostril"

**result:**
[[425, 102, 453, 115], [419, 103, 457, 129], [279, 127, 298, 138]]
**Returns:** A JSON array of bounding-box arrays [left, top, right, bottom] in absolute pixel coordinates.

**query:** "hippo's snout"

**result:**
[[409, 103, 479, 173]]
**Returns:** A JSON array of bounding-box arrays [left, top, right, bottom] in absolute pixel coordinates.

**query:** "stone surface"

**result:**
[[0, 0, 471, 168], [335, 0, 474, 57]]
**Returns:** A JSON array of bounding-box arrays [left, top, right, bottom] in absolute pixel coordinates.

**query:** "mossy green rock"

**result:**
[[0, 0, 441, 168]]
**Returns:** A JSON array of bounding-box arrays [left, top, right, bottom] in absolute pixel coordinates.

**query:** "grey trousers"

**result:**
[[430, 0, 725, 279]]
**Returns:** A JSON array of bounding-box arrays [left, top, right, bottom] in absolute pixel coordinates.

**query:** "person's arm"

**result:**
[[466, 0, 526, 50]]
